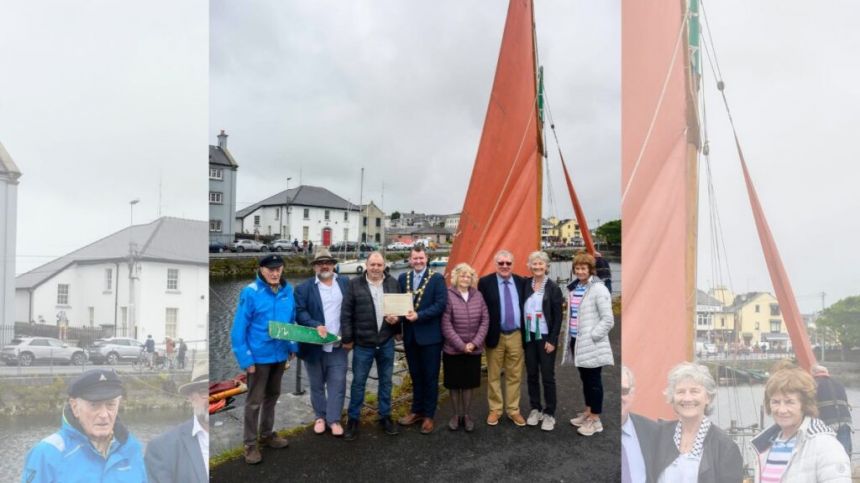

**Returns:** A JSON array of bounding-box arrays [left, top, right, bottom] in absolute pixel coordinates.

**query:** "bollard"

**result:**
[[293, 358, 305, 395]]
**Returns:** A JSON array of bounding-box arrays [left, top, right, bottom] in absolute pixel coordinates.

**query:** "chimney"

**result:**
[[217, 129, 228, 149]]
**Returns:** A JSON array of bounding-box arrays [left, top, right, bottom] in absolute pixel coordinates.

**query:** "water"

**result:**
[[0, 409, 188, 478], [209, 261, 620, 381]]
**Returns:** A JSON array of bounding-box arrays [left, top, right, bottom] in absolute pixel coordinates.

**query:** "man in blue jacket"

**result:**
[[21, 368, 146, 483], [295, 248, 350, 437], [397, 244, 447, 434], [231, 254, 297, 465]]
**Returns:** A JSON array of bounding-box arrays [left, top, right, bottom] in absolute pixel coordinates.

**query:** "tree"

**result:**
[[390, 211, 401, 220], [816, 295, 860, 359], [595, 219, 621, 247]]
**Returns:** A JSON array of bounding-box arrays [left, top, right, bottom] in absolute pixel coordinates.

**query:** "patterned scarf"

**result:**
[[673, 417, 711, 458]]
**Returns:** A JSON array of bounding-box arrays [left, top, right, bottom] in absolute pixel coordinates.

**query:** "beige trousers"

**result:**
[[486, 332, 524, 415]]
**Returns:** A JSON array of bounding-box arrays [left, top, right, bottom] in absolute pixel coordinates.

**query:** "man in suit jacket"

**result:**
[[397, 244, 448, 434], [477, 249, 528, 427], [621, 365, 658, 483], [295, 248, 350, 437], [145, 358, 209, 483]]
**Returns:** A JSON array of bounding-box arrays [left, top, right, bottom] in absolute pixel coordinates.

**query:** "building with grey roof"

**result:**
[[16, 217, 209, 345], [0, 141, 22, 345], [209, 130, 239, 244]]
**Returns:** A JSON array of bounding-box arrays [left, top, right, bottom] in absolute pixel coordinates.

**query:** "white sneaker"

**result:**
[[541, 415, 556, 431], [577, 418, 603, 436], [570, 411, 588, 427], [526, 409, 543, 426]]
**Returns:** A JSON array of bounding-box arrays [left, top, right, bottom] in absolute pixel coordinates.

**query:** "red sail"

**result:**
[[448, 0, 542, 278], [558, 150, 595, 255]]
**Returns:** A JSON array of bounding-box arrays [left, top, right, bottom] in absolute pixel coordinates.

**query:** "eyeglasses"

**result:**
[[621, 386, 631, 396], [496, 261, 512, 266]]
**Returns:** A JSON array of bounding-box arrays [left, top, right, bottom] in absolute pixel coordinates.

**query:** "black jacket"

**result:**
[[477, 273, 526, 349], [521, 277, 564, 346], [340, 274, 401, 348], [650, 420, 743, 483]]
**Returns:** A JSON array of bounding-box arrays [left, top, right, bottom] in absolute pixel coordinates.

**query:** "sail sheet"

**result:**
[[621, 0, 694, 419], [448, 0, 542, 278]]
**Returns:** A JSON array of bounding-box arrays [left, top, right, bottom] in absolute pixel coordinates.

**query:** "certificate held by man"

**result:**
[[384, 293, 414, 316]]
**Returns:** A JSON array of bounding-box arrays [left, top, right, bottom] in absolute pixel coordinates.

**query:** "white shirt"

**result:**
[[315, 275, 343, 352], [366, 275, 385, 331], [192, 416, 209, 476], [524, 292, 547, 335]]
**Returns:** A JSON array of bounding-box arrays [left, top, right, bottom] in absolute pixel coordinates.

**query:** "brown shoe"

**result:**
[[398, 412, 423, 426], [508, 412, 526, 427], [244, 445, 262, 465], [420, 417, 434, 434], [260, 433, 289, 449], [486, 411, 502, 426]]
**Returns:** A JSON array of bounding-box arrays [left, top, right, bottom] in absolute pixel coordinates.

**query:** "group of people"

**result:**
[[230, 244, 616, 464], [621, 361, 853, 482], [21, 364, 209, 482], [144, 334, 188, 370]]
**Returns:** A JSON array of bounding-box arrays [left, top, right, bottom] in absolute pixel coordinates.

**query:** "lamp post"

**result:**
[[283, 178, 292, 239], [128, 199, 139, 339]]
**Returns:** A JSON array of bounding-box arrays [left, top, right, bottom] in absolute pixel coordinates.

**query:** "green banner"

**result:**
[[268, 321, 341, 345]]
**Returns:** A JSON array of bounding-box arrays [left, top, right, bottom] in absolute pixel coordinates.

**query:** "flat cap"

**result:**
[[259, 254, 284, 268], [68, 368, 124, 401]]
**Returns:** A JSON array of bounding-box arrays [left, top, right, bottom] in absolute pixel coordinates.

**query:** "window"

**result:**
[[697, 313, 711, 328], [343, 211, 348, 222], [324, 210, 330, 221], [770, 320, 781, 332], [770, 304, 780, 316], [105, 268, 113, 291], [88, 307, 95, 327], [167, 268, 179, 291], [31, 339, 49, 347], [375, 233, 381, 243], [57, 284, 69, 305], [755, 304, 760, 313], [720, 317, 726, 328], [209, 192, 223, 204], [375, 217, 381, 227], [303, 208, 310, 220], [302, 226, 309, 240], [253, 215, 260, 226], [165, 308, 178, 339], [209, 167, 223, 180], [343, 228, 349, 241], [274, 208, 279, 220], [363, 216, 368, 226], [209, 220, 222, 232]]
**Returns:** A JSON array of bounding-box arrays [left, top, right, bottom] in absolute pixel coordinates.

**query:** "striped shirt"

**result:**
[[568, 285, 586, 337], [759, 434, 796, 482]]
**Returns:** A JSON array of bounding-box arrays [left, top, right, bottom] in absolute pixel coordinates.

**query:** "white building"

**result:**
[[0, 141, 21, 345], [15, 217, 209, 344], [236, 185, 360, 246]]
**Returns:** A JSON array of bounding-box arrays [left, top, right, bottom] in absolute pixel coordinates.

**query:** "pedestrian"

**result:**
[[22, 369, 147, 482], [397, 244, 447, 435], [341, 251, 402, 440], [177, 338, 188, 370], [811, 365, 853, 455], [145, 334, 156, 368], [295, 248, 350, 437], [165, 336, 176, 370], [477, 249, 528, 427], [441, 263, 489, 432], [594, 251, 612, 294], [231, 254, 297, 464]]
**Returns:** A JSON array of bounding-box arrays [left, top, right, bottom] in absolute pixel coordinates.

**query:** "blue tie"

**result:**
[[503, 280, 515, 331]]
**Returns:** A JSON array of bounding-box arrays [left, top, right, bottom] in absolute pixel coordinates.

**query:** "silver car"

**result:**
[[230, 239, 268, 252], [89, 337, 144, 364], [0, 337, 88, 366]]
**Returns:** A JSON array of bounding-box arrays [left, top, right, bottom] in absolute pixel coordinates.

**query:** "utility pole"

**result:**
[[283, 177, 292, 239], [820, 291, 826, 361], [128, 199, 139, 339]]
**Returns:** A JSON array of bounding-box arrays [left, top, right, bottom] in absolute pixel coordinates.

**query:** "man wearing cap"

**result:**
[[21, 368, 146, 482], [145, 359, 209, 483], [231, 253, 298, 464], [295, 248, 350, 437]]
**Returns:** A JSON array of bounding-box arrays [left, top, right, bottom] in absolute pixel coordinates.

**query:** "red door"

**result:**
[[322, 228, 332, 246]]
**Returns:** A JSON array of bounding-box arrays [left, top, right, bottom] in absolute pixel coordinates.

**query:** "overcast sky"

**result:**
[[694, 0, 860, 312], [210, 0, 620, 226], [1, 1, 208, 275]]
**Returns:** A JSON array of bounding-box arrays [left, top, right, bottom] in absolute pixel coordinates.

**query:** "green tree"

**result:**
[[816, 295, 860, 359], [390, 211, 401, 220], [595, 219, 621, 247]]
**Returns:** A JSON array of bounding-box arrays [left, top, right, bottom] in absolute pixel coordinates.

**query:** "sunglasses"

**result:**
[[496, 261, 513, 266], [621, 386, 631, 396]]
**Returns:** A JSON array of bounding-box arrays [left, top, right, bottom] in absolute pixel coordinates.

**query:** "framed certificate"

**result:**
[[383, 293, 413, 316]]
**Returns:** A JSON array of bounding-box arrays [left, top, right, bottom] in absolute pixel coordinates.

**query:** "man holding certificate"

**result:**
[[340, 251, 402, 440]]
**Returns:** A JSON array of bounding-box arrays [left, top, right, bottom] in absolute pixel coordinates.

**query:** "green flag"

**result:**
[[268, 321, 340, 345]]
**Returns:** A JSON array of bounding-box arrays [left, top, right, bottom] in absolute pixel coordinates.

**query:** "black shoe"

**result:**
[[344, 418, 359, 441], [380, 417, 399, 435]]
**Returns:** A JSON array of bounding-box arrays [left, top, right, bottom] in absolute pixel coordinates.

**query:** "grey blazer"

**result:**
[[145, 418, 207, 483]]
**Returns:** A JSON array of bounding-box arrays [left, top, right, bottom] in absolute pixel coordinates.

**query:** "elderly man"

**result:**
[[621, 365, 657, 483], [397, 244, 448, 434], [812, 364, 853, 455], [22, 368, 146, 482], [477, 249, 527, 426], [231, 253, 298, 464], [295, 248, 350, 437], [145, 358, 209, 483], [341, 251, 401, 440]]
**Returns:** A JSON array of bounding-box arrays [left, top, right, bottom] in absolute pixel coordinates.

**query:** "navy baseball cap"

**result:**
[[68, 369, 124, 401], [259, 254, 284, 268]]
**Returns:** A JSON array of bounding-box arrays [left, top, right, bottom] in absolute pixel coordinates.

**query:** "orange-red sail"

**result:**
[[448, 0, 542, 278], [621, 0, 694, 419], [557, 151, 595, 255]]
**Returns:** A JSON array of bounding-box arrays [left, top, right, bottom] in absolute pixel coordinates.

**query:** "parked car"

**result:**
[[386, 241, 411, 250], [209, 241, 228, 253], [336, 257, 392, 275], [269, 239, 294, 252], [1, 337, 88, 366], [230, 239, 268, 252], [87, 337, 144, 364]]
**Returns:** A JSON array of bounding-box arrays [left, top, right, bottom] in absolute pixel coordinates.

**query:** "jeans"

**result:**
[[348, 338, 394, 420], [305, 347, 348, 424]]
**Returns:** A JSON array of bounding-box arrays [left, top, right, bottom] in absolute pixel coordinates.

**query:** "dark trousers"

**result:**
[[577, 362, 604, 414], [244, 361, 286, 445], [524, 339, 558, 416], [404, 341, 442, 418]]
